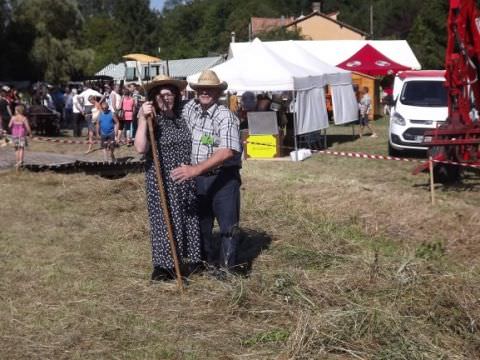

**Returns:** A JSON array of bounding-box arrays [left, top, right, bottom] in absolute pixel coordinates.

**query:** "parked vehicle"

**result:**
[[388, 70, 448, 156]]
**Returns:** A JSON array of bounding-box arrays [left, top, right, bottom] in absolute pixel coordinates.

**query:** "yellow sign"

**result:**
[[247, 135, 278, 158]]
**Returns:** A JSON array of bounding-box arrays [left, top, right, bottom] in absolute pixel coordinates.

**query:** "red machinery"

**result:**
[[414, 0, 480, 182]]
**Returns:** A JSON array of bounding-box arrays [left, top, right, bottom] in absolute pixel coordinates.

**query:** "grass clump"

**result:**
[[242, 329, 290, 347]]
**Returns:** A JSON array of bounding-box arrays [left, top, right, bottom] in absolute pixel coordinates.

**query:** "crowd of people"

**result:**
[[0, 81, 148, 162]]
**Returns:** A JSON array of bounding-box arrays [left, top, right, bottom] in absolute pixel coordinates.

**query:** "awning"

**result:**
[[122, 53, 161, 63], [336, 44, 410, 76]]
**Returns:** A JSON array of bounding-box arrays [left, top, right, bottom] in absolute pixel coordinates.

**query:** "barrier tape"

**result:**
[[27, 136, 134, 147], [244, 140, 480, 170], [4, 134, 480, 170], [316, 149, 423, 163], [431, 159, 480, 168], [32, 136, 132, 145]]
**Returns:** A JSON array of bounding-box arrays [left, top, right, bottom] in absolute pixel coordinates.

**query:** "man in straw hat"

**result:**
[[144, 70, 242, 275]]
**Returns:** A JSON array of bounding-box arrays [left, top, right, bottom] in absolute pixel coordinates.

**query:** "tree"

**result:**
[[76, 0, 116, 18], [112, 0, 159, 56], [79, 0, 160, 74], [4, 0, 93, 82], [256, 27, 303, 42]]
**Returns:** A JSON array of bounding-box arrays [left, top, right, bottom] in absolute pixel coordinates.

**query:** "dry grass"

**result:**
[[1, 118, 480, 359]]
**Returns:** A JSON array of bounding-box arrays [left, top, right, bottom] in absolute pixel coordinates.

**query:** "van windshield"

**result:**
[[400, 80, 448, 107]]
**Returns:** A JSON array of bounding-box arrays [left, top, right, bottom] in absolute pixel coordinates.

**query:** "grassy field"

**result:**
[[1, 119, 480, 359]]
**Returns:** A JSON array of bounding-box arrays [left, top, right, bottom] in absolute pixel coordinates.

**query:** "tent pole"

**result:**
[[292, 90, 298, 161]]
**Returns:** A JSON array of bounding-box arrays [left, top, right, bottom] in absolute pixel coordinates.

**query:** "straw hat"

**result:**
[[189, 70, 227, 91], [145, 75, 187, 96]]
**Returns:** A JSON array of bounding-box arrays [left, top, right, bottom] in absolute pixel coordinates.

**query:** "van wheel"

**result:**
[[388, 143, 401, 157]]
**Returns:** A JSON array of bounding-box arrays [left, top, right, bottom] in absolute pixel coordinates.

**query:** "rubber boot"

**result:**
[[220, 234, 237, 271]]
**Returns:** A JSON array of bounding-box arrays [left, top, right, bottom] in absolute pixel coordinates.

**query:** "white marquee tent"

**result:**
[[187, 39, 359, 150], [189, 38, 317, 91]]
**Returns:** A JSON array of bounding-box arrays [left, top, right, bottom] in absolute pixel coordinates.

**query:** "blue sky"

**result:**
[[150, 0, 165, 10]]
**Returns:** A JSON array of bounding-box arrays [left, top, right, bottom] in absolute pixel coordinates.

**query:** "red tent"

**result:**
[[336, 44, 411, 76]]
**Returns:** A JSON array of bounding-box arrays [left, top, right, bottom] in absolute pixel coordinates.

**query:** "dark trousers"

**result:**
[[72, 112, 83, 137], [195, 167, 241, 268], [63, 108, 73, 129]]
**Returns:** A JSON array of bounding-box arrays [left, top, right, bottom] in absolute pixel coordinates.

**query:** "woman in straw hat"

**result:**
[[135, 75, 202, 281]]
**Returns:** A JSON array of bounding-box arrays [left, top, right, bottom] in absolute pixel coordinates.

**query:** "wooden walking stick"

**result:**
[[146, 114, 184, 292]]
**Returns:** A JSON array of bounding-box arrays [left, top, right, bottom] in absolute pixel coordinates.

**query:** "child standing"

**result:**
[[85, 95, 102, 154], [8, 105, 32, 167], [358, 86, 377, 138], [96, 100, 119, 162]]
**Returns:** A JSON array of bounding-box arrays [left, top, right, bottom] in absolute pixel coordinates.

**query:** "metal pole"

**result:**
[[292, 91, 298, 161], [370, 2, 374, 38], [146, 115, 184, 292], [429, 156, 435, 205]]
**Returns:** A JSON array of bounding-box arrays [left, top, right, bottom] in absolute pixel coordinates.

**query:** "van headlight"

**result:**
[[391, 113, 406, 126]]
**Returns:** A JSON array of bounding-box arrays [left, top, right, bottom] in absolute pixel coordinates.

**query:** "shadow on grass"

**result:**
[[236, 228, 272, 274], [413, 169, 480, 191], [209, 228, 272, 276], [326, 134, 358, 147]]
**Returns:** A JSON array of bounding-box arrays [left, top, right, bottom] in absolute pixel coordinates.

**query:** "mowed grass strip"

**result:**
[[1, 122, 480, 359]]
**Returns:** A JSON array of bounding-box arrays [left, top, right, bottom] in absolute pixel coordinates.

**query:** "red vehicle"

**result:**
[[414, 0, 480, 182]]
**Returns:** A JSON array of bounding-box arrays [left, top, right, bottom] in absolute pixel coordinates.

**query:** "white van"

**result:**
[[388, 70, 448, 156]]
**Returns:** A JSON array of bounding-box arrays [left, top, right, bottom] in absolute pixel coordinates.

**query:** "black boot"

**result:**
[[220, 234, 238, 271], [151, 267, 174, 281]]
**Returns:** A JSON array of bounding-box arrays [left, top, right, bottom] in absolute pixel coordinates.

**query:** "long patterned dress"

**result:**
[[145, 114, 201, 270]]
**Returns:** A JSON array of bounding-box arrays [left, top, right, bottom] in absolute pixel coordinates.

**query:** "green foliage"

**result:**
[[256, 27, 303, 42], [0, 0, 458, 81], [18, 0, 90, 82], [157, 0, 310, 59], [416, 241, 445, 260], [407, 0, 448, 69]]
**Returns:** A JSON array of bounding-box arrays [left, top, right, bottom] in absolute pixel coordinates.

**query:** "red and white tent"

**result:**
[[336, 44, 410, 76]]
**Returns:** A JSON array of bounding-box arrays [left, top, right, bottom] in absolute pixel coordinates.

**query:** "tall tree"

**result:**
[[407, 0, 448, 69], [9, 0, 93, 82], [112, 0, 159, 55], [76, 0, 116, 18]]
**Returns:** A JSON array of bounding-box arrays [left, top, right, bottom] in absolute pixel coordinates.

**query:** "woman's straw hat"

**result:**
[[145, 75, 187, 96], [189, 70, 228, 91]]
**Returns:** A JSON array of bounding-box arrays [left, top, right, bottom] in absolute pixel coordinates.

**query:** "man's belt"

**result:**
[[202, 166, 240, 177]]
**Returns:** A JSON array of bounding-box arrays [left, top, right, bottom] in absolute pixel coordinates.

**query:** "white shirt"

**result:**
[[110, 91, 122, 111], [72, 94, 84, 114]]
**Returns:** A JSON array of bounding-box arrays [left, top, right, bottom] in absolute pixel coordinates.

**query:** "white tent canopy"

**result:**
[[188, 38, 321, 91], [229, 40, 421, 70], [187, 38, 358, 146]]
